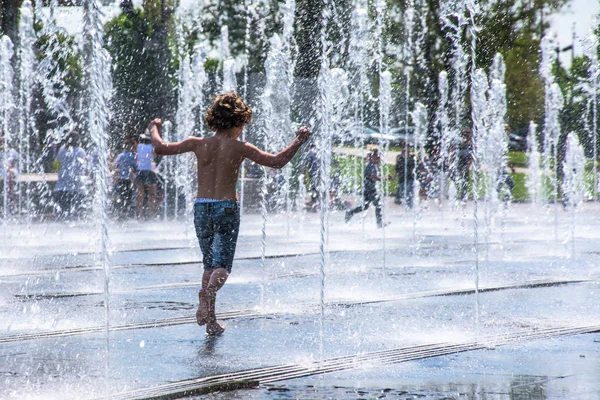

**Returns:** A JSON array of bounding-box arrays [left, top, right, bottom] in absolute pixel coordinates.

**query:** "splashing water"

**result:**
[[562, 132, 586, 260], [526, 121, 544, 208], [17, 0, 37, 220], [0, 35, 14, 222], [82, 0, 113, 378]]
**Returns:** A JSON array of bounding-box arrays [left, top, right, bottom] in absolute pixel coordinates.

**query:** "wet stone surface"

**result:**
[[0, 201, 599, 399]]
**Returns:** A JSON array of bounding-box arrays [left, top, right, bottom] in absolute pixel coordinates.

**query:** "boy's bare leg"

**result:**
[[196, 269, 212, 326], [205, 267, 229, 335]]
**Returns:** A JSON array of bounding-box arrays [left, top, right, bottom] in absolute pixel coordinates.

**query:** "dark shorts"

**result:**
[[135, 170, 158, 185], [193, 200, 240, 273]]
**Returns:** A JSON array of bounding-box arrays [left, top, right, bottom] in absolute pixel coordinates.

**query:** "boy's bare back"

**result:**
[[149, 110, 310, 201]]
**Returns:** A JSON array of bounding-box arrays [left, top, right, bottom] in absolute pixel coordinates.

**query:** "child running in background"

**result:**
[[345, 146, 387, 228], [149, 92, 311, 335]]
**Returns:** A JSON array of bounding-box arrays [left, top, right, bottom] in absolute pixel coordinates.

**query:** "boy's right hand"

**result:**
[[296, 126, 312, 143], [150, 118, 163, 130]]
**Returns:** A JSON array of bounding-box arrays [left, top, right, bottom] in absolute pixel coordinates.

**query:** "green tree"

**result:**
[[386, 0, 567, 134], [105, 0, 177, 145]]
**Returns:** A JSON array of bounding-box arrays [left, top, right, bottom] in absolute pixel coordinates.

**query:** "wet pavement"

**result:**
[[1, 200, 599, 399]]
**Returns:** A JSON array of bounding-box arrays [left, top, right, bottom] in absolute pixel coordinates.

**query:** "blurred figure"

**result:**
[[496, 164, 515, 202], [54, 130, 87, 220], [345, 146, 386, 228], [113, 139, 137, 219], [135, 131, 158, 219], [0, 138, 19, 215]]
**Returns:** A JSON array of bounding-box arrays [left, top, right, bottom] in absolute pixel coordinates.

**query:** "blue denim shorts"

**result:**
[[193, 200, 240, 273]]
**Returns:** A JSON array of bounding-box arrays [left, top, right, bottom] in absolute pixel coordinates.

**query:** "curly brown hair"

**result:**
[[205, 92, 252, 131]]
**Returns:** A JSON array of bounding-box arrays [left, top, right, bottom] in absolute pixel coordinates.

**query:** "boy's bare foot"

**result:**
[[206, 321, 225, 335], [196, 289, 209, 326]]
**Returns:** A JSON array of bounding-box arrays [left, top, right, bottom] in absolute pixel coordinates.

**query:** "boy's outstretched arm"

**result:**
[[149, 118, 200, 156], [243, 126, 312, 169]]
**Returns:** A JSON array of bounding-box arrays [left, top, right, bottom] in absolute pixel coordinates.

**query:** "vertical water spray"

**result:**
[[546, 83, 564, 240], [82, 0, 113, 376], [281, 0, 297, 228], [317, 0, 334, 360], [240, 0, 252, 215], [526, 121, 544, 208], [218, 26, 230, 90], [463, 0, 481, 337], [440, 1, 469, 203], [379, 70, 392, 271], [220, 26, 237, 93], [436, 71, 457, 214], [582, 34, 599, 201], [258, 34, 294, 307], [175, 53, 198, 217], [470, 67, 487, 338], [402, 1, 414, 211], [540, 33, 564, 240], [562, 132, 586, 260], [192, 44, 208, 139], [411, 102, 428, 245], [160, 120, 172, 220], [487, 55, 508, 201], [222, 59, 237, 93], [349, 0, 369, 198], [0, 36, 14, 222], [484, 54, 508, 253], [17, 0, 37, 219], [262, 34, 294, 225]]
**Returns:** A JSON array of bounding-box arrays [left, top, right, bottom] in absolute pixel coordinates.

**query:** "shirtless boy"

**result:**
[[149, 92, 311, 335]]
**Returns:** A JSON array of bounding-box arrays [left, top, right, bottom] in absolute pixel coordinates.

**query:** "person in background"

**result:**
[[54, 130, 87, 220], [135, 132, 158, 219], [345, 146, 387, 228], [113, 139, 137, 219]]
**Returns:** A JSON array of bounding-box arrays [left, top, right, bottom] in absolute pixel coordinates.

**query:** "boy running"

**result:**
[[149, 93, 311, 335]]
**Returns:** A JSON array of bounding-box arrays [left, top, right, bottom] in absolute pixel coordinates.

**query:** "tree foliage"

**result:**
[[104, 0, 177, 145]]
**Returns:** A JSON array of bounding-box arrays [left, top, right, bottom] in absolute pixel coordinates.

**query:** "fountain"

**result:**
[[1, 0, 600, 399], [526, 121, 544, 208], [17, 0, 37, 220], [0, 35, 14, 221], [562, 132, 586, 259]]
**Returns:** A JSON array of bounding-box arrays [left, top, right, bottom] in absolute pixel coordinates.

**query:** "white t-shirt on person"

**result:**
[[137, 143, 154, 171]]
